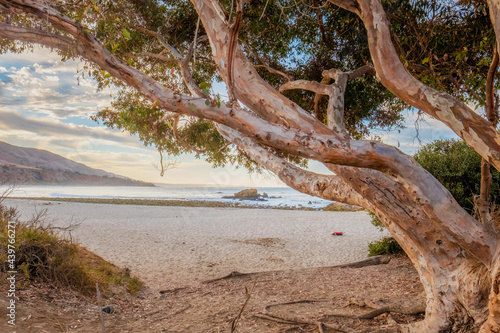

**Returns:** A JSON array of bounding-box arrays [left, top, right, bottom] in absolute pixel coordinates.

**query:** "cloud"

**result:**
[[372, 110, 460, 155], [0, 59, 115, 119], [0, 109, 138, 146]]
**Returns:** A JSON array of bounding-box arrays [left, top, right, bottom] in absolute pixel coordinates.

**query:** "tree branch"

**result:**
[[244, 41, 293, 81], [279, 80, 331, 95], [184, 35, 208, 66], [128, 29, 207, 98], [1, 22, 411, 177], [125, 52, 180, 66], [131, 25, 183, 59], [479, 44, 500, 228], [3, 0, 497, 264], [173, 116, 205, 154], [192, 0, 332, 133], [326, 0, 360, 14], [323, 64, 375, 81], [339, 0, 500, 173], [0, 23, 82, 54], [217, 125, 368, 208]]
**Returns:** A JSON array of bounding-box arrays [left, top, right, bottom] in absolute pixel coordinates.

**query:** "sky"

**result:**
[[0, 47, 460, 186]]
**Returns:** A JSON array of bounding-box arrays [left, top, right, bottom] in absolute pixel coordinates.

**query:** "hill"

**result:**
[[0, 141, 153, 186]]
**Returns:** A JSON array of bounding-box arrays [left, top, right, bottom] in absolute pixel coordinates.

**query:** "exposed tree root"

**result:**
[[202, 271, 255, 283], [264, 299, 329, 311], [254, 313, 356, 332], [254, 313, 312, 325], [256, 294, 424, 333], [332, 255, 391, 269], [158, 287, 187, 295], [203, 256, 392, 285]]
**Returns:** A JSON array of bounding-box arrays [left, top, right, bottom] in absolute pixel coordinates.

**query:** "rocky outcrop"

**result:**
[[222, 189, 270, 201]]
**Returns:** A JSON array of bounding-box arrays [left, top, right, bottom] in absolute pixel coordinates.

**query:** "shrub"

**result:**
[[368, 237, 405, 257], [323, 202, 363, 211], [414, 139, 500, 212], [0, 199, 142, 296]]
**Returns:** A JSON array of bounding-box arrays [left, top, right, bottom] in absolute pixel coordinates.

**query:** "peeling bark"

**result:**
[[3, 0, 500, 331], [350, 0, 500, 172]]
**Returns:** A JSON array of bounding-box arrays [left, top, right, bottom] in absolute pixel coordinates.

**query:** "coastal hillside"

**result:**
[[0, 141, 153, 186]]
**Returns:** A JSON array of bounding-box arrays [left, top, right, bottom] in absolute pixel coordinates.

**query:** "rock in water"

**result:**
[[233, 189, 258, 198], [222, 188, 267, 201]]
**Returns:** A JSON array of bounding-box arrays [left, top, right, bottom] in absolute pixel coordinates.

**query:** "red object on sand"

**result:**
[[332, 232, 343, 236]]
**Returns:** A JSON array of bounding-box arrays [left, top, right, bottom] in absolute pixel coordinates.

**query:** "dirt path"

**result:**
[[0, 256, 424, 333]]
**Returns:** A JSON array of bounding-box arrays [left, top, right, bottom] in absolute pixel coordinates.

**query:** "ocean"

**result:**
[[5, 184, 334, 209]]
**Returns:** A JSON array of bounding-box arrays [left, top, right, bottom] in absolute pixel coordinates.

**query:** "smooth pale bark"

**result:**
[[478, 47, 499, 227], [350, 0, 500, 172]]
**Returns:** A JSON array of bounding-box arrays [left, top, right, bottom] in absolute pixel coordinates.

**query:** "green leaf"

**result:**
[[111, 43, 120, 54], [122, 28, 131, 39], [217, 95, 221, 108], [421, 57, 430, 65], [205, 100, 211, 106], [203, 88, 210, 95], [199, 82, 210, 89], [188, 104, 197, 112]]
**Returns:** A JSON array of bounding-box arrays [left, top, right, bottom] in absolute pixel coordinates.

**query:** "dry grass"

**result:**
[[0, 199, 142, 297]]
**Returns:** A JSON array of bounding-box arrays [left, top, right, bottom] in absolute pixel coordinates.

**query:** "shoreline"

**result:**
[[9, 196, 363, 211], [5, 198, 383, 290]]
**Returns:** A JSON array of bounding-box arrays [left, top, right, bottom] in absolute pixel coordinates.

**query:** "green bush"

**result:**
[[323, 203, 363, 212], [414, 139, 500, 212], [0, 200, 143, 296], [368, 237, 405, 257]]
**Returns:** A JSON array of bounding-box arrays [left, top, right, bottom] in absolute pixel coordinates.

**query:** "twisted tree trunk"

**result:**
[[2, 0, 500, 331]]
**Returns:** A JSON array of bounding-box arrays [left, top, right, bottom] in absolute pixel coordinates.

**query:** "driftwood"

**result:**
[[332, 255, 391, 269], [202, 271, 255, 283], [204, 256, 392, 285]]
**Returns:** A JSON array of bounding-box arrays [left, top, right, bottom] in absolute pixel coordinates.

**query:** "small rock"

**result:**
[[102, 305, 115, 314]]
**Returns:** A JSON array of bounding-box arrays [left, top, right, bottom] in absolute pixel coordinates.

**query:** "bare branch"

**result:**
[[478, 44, 500, 228], [0, 23, 82, 54], [125, 52, 180, 66], [326, 0, 360, 14], [313, 77, 330, 117], [279, 80, 330, 95], [192, 0, 330, 133], [184, 35, 208, 66], [486, 45, 500, 126], [131, 25, 182, 59], [322, 64, 375, 81], [244, 41, 293, 81]]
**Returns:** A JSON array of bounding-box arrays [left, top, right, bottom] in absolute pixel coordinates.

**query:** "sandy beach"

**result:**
[[6, 198, 388, 290]]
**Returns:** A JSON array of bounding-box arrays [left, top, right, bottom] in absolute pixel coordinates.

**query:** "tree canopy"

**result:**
[[4, 0, 500, 331]]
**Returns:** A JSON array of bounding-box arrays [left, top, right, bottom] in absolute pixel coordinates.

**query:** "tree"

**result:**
[[415, 139, 500, 212], [2, 0, 500, 331]]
